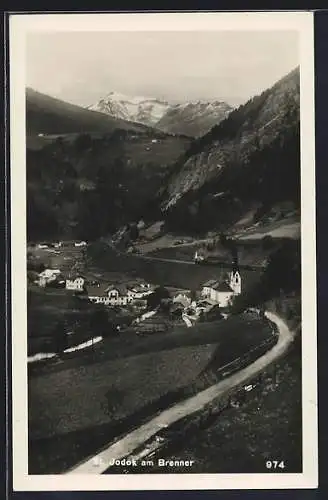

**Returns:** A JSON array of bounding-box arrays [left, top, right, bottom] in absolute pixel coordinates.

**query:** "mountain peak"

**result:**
[[88, 92, 233, 137], [88, 91, 170, 127]]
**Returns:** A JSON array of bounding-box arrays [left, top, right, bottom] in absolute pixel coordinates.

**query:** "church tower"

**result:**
[[230, 262, 241, 295]]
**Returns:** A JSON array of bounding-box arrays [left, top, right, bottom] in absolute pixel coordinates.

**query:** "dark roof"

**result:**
[[127, 284, 150, 293], [197, 299, 214, 306], [174, 290, 191, 297], [202, 279, 218, 287], [86, 283, 110, 297], [115, 284, 128, 295], [67, 275, 85, 280], [212, 281, 233, 292], [170, 302, 184, 311]]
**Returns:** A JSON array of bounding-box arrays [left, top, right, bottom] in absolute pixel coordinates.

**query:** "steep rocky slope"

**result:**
[[160, 67, 300, 233]]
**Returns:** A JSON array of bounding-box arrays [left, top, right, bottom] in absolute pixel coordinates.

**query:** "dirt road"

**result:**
[[67, 311, 293, 475]]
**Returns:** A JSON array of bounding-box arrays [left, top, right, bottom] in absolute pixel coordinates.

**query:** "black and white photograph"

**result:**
[[9, 11, 317, 491]]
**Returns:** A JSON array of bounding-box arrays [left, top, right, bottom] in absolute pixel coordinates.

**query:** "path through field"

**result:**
[[67, 311, 293, 474]]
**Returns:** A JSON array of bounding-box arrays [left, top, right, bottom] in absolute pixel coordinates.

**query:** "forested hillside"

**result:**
[[160, 67, 300, 233]]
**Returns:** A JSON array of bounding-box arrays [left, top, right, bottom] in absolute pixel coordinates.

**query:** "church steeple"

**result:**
[[230, 258, 241, 295]]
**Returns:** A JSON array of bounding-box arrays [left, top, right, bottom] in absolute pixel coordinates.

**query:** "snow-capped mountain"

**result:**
[[88, 91, 234, 136], [88, 91, 170, 127], [156, 100, 234, 137]]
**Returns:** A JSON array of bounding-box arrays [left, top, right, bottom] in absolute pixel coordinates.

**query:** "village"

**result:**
[[27, 240, 243, 340]]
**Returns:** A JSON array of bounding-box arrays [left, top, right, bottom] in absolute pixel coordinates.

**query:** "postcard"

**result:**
[[9, 10, 317, 491]]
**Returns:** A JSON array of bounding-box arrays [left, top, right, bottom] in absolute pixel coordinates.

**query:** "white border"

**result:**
[[10, 11, 317, 491]]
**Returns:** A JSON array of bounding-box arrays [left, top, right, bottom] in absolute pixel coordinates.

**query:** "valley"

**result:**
[[25, 62, 302, 476]]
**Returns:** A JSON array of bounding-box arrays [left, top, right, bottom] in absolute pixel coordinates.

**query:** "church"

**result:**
[[201, 265, 241, 308]]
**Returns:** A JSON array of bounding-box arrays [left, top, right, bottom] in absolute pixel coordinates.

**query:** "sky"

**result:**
[[26, 30, 299, 107]]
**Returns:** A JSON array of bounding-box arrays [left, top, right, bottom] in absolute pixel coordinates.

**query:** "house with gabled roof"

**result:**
[[66, 276, 85, 291], [126, 281, 153, 299], [201, 279, 218, 298], [201, 266, 242, 308], [86, 282, 132, 306]]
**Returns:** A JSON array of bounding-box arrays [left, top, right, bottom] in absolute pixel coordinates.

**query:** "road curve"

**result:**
[[67, 311, 293, 475]]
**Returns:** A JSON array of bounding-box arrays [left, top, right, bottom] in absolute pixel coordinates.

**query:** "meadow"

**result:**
[[28, 313, 273, 473]]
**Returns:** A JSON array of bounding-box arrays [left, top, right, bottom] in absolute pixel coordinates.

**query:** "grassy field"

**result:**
[[28, 314, 272, 473], [124, 342, 302, 474], [27, 286, 106, 355]]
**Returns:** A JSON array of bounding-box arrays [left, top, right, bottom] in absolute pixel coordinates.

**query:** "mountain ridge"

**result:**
[[160, 66, 300, 233], [88, 90, 234, 137]]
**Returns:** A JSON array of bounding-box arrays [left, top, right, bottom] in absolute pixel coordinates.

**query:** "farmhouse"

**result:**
[[65, 276, 85, 291], [126, 282, 153, 299], [201, 279, 218, 297], [87, 283, 132, 306]]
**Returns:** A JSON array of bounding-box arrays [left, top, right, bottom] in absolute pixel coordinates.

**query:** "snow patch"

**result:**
[[28, 352, 57, 363], [28, 336, 103, 363], [63, 336, 103, 353]]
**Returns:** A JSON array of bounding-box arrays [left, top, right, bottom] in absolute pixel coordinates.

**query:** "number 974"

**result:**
[[266, 460, 285, 470]]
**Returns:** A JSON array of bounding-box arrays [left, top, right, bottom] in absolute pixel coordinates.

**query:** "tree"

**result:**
[[262, 235, 274, 251], [74, 133, 92, 153], [89, 305, 109, 336], [147, 286, 170, 310], [54, 321, 68, 354]]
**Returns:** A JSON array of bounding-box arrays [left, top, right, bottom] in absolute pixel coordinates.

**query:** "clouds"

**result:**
[[26, 30, 298, 107]]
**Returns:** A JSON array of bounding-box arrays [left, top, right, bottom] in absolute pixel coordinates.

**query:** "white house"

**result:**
[[201, 280, 218, 298], [209, 282, 235, 307], [87, 284, 132, 306], [66, 276, 85, 291]]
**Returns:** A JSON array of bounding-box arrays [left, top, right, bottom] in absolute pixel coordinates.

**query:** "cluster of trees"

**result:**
[[230, 239, 301, 315], [27, 133, 165, 242]]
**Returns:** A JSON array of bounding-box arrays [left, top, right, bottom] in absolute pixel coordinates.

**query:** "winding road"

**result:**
[[67, 311, 293, 475]]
